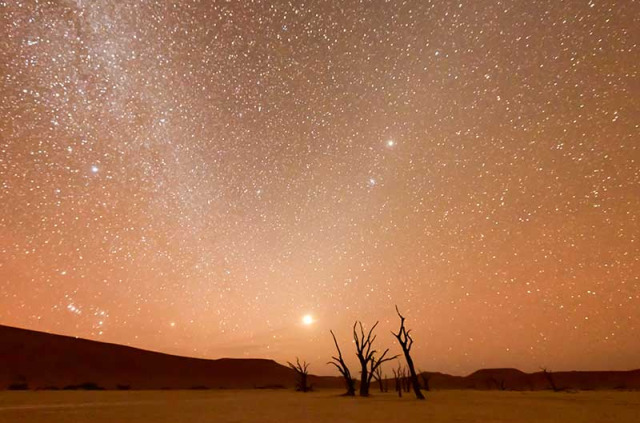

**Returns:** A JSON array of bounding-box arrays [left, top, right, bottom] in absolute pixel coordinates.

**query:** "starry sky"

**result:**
[[1, 0, 638, 376]]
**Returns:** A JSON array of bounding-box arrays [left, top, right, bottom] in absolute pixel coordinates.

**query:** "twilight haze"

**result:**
[[0, 0, 638, 376]]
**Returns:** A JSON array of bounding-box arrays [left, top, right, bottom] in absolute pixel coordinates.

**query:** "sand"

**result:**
[[0, 389, 638, 423]]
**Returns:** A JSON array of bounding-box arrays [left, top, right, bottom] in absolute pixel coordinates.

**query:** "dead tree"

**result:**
[[328, 330, 356, 396], [367, 350, 398, 393], [373, 366, 384, 392], [287, 357, 311, 392], [392, 306, 425, 400], [399, 366, 410, 392], [392, 364, 403, 397], [353, 321, 398, 396], [541, 367, 560, 392], [490, 377, 507, 391], [418, 369, 431, 391]]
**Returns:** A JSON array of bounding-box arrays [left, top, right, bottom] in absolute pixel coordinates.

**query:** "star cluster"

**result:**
[[1, 0, 638, 374]]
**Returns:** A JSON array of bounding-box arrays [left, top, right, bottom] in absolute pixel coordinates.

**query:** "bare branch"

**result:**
[[328, 330, 355, 396], [353, 320, 391, 396], [287, 357, 311, 392], [392, 306, 425, 400]]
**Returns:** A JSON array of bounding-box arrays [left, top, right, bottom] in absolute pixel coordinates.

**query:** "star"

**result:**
[[0, 0, 635, 376]]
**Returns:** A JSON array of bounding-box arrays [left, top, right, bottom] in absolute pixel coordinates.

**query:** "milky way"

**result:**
[[1, 0, 638, 375]]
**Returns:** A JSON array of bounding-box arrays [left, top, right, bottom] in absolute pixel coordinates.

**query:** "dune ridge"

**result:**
[[1, 324, 638, 391]]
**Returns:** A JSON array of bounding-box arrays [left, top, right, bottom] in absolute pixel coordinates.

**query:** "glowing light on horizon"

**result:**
[[1, 0, 636, 375]]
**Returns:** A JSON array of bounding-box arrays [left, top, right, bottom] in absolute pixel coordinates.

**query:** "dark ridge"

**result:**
[[0, 324, 342, 390], [420, 368, 640, 391], [1, 324, 638, 391]]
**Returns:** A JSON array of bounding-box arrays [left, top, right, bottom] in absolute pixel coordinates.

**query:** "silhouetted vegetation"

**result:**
[[255, 384, 286, 390], [392, 364, 403, 397], [419, 370, 431, 391], [287, 357, 311, 392], [392, 306, 425, 400], [490, 377, 507, 391], [328, 329, 356, 396], [373, 366, 385, 392], [541, 367, 561, 392], [353, 321, 398, 397], [8, 375, 28, 390], [63, 382, 105, 390]]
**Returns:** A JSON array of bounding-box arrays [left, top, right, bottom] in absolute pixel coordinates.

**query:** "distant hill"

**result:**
[[421, 367, 640, 391], [0, 324, 341, 390], [1, 324, 638, 391]]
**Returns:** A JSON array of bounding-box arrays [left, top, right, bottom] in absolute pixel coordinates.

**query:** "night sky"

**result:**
[[1, 0, 638, 376]]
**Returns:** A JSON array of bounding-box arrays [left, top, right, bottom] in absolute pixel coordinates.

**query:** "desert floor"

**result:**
[[0, 389, 638, 423]]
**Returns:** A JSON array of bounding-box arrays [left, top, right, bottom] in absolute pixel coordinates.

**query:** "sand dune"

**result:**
[[0, 325, 340, 390], [424, 367, 640, 390], [1, 324, 638, 391]]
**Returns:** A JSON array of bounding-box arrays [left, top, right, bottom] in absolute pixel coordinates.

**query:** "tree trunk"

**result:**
[[359, 364, 369, 396], [403, 352, 425, 399], [393, 307, 426, 400], [346, 381, 356, 396], [328, 330, 356, 396]]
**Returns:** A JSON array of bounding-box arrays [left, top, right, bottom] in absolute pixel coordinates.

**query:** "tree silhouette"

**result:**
[[287, 357, 311, 392], [328, 330, 356, 396], [353, 321, 398, 396], [392, 306, 425, 400], [418, 369, 431, 391], [490, 376, 507, 391], [372, 366, 385, 392], [540, 367, 560, 392], [392, 364, 403, 397]]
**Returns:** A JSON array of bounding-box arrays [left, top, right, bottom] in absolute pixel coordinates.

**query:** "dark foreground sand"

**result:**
[[0, 389, 638, 423]]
